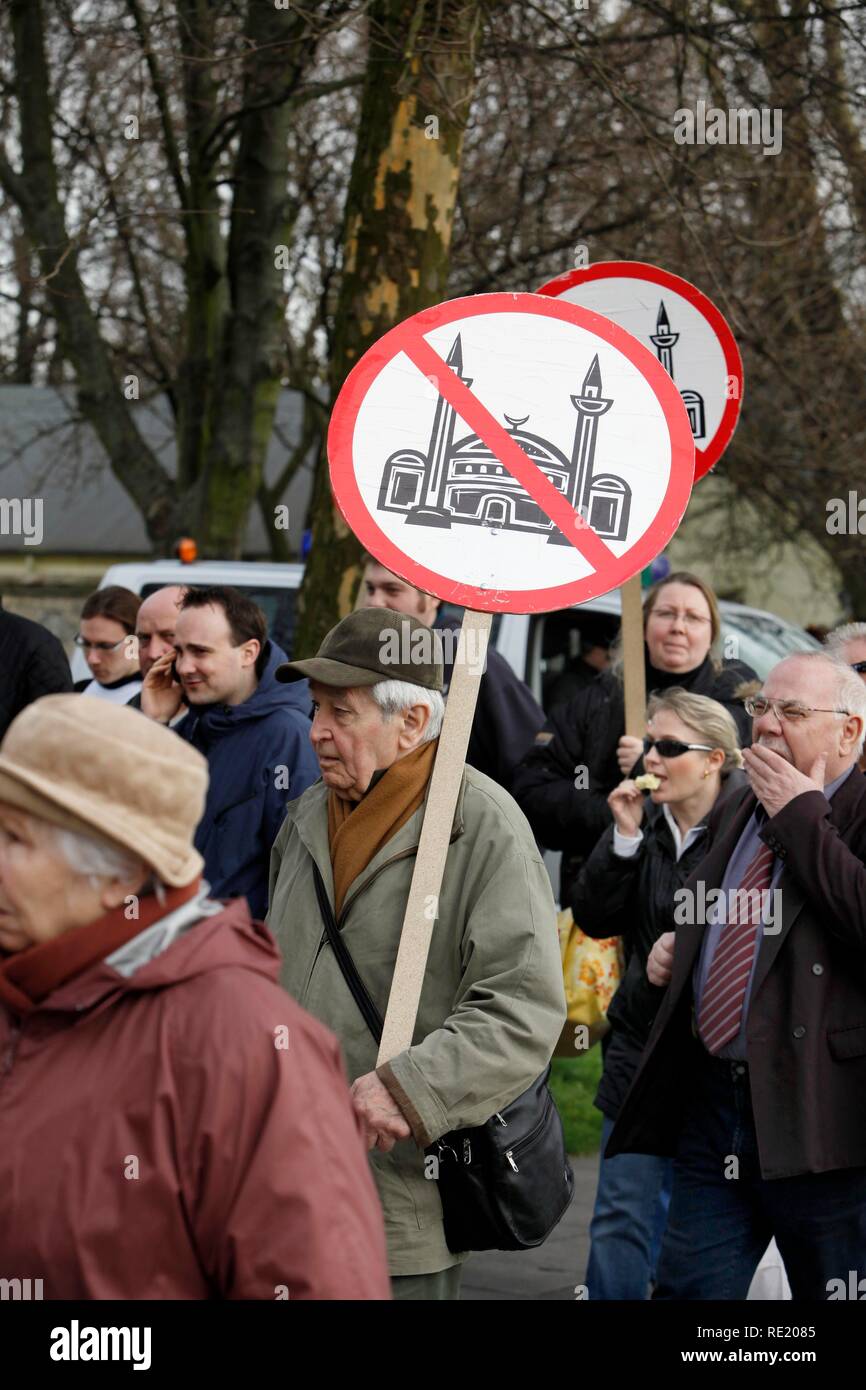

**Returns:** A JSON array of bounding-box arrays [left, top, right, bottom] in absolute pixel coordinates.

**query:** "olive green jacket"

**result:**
[[267, 766, 566, 1277]]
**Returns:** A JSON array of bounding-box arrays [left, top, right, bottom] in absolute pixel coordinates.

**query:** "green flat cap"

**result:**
[[276, 607, 445, 692]]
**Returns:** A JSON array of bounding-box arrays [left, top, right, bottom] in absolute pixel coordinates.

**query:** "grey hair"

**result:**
[[370, 679, 445, 742], [776, 651, 866, 756], [49, 825, 158, 896], [825, 622, 866, 657]]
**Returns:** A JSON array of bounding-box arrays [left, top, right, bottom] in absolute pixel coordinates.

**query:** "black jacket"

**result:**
[[435, 616, 545, 793], [0, 609, 73, 741], [571, 769, 748, 1120], [608, 767, 866, 1178], [511, 651, 757, 902]]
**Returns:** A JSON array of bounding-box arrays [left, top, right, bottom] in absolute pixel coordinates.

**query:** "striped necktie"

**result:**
[[697, 841, 776, 1055]]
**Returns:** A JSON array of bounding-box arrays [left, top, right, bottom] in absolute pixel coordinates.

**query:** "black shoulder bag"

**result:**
[[312, 863, 574, 1253]]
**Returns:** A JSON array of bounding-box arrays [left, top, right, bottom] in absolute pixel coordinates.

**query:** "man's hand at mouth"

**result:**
[[743, 744, 828, 817]]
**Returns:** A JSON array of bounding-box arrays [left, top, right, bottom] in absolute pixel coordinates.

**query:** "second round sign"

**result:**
[[328, 292, 695, 613]]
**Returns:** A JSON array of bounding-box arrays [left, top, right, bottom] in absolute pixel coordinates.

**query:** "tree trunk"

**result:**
[[172, 0, 229, 495], [197, 0, 328, 557], [295, 0, 485, 654], [10, 225, 36, 384]]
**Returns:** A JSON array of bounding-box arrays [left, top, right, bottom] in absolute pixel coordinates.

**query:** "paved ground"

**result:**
[[460, 1155, 597, 1301]]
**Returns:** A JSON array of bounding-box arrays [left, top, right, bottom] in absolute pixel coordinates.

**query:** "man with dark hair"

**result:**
[[0, 599, 73, 740], [360, 555, 544, 792], [142, 586, 319, 916], [73, 585, 142, 704]]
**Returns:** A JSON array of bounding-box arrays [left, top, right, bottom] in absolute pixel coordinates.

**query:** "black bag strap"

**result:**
[[311, 862, 383, 1045]]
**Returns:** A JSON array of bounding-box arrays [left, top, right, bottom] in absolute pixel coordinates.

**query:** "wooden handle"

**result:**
[[621, 574, 647, 739], [376, 609, 491, 1064]]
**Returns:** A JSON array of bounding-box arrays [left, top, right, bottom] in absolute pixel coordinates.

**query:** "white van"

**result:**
[[78, 558, 819, 699]]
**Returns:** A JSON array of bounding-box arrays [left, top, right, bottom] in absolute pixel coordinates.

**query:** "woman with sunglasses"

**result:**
[[72, 585, 143, 705], [571, 688, 747, 1301], [513, 571, 757, 906]]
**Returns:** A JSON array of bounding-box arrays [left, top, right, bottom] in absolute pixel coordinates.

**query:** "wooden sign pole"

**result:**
[[376, 608, 492, 1065], [620, 573, 646, 739]]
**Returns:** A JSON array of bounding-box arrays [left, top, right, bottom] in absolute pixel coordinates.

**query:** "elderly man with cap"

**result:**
[[267, 607, 566, 1300], [0, 695, 390, 1300]]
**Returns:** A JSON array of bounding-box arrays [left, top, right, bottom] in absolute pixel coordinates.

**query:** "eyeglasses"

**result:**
[[744, 695, 850, 722], [643, 736, 714, 758], [650, 608, 712, 629], [73, 634, 129, 653], [852, 661, 866, 674]]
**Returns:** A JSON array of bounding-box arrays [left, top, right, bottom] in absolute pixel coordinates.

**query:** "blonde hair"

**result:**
[[646, 688, 744, 773]]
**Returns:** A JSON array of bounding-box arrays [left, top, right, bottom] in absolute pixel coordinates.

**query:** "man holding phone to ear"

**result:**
[[142, 586, 319, 917], [128, 585, 188, 725]]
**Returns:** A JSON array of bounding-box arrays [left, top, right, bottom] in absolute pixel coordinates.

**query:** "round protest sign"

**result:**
[[536, 262, 743, 482], [328, 291, 695, 613]]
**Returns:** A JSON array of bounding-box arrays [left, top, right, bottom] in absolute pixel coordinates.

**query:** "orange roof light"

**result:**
[[175, 536, 198, 564]]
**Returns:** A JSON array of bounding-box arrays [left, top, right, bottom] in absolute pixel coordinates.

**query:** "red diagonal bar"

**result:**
[[402, 334, 616, 570]]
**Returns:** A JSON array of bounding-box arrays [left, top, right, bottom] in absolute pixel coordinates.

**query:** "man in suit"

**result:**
[[607, 650, 866, 1300]]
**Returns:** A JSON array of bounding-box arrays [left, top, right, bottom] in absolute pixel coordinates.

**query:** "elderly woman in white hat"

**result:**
[[0, 694, 389, 1300]]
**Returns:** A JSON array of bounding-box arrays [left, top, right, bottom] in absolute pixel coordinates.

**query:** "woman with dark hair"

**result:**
[[572, 689, 747, 1299], [512, 572, 757, 902], [73, 585, 142, 705]]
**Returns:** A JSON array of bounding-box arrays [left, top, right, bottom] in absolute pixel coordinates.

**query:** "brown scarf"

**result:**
[[327, 741, 438, 917], [0, 878, 202, 1018]]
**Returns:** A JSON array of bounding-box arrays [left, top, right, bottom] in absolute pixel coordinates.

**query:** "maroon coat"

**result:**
[[0, 899, 391, 1299], [608, 768, 866, 1179]]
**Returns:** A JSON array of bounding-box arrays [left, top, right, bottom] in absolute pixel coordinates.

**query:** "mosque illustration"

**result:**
[[377, 337, 632, 544], [650, 301, 706, 440]]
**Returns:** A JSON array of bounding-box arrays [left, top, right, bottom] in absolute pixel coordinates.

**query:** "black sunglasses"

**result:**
[[852, 661, 866, 674], [643, 736, 714, 759]]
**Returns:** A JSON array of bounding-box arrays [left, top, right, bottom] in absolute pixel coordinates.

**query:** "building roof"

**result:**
[[0, 386, 316, 556]]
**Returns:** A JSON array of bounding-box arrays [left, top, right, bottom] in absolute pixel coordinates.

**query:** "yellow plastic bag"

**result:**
[[553, 907, 623, 1056]]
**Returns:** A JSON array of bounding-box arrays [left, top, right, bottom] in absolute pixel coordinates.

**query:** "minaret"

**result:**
[[406, 335, 472, 528], [569, 354, 613, 519], [649, 300, 679, 379]]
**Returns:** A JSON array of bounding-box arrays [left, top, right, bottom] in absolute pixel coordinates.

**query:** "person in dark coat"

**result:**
[[609, 650, 866, 1301], [571, 688, 747, 1299], [359, 555, 545, 792], [72, 585, 143, 704], [0, 601, 72, 740], [547, 612, 617, 712], [512, 572, 757, 903], [141, 586, 319, 917]]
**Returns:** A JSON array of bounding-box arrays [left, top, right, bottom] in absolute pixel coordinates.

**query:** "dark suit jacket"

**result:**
[[607, 766, 866, 1179]]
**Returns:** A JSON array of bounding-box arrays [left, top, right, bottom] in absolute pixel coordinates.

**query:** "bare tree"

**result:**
[[296, 0, 486, 650], [0, 0, 359, 553]]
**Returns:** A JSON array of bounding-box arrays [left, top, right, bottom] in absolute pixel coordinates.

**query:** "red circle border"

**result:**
[[327, 291, 695, 614], [536, 261, 743, 482]]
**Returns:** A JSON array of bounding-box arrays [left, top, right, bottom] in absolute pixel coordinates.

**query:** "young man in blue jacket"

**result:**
[[142, 586, 318, 917]]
